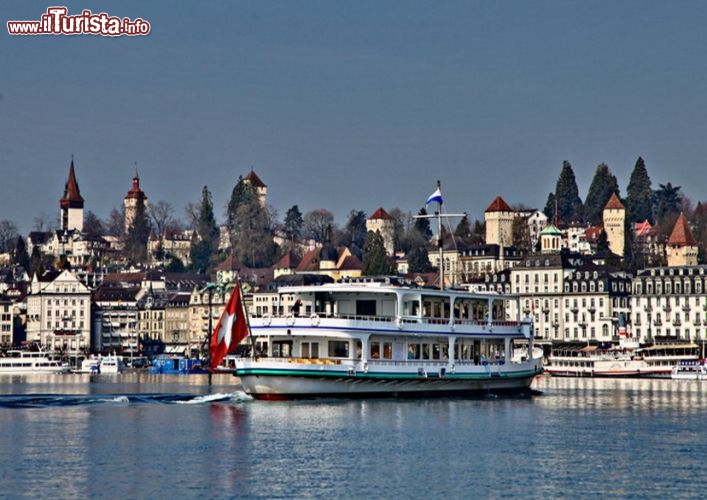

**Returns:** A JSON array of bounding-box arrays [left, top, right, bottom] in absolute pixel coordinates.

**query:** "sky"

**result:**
[[2, 1, 707, 234]]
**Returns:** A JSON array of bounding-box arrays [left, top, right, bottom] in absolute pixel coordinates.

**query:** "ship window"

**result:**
[[328, 340, 349, 358], [356, 300, 376, 317], [370, 342, 381, 359]]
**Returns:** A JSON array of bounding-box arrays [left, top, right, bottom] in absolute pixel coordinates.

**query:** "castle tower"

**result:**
[[60, 158, 84, 232], [539, 224, 563, 254], [485, 196, 514, 247], [666, 213, 698, 267], [243, 169, 267, 207], [602, 193, 625, 257], [124, 169, 148, 233], [367, 208, 395, 256]]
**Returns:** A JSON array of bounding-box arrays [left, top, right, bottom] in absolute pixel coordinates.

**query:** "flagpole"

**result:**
[[235, 276, 257, 360], [436, 180, 444, 291]]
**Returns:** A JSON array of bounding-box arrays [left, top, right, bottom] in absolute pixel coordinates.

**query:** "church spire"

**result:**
[[60, 158, 84, 232]]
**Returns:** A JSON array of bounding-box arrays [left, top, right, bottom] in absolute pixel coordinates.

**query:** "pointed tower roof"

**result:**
[[60, 159, 84, 208], [244, 169, 266, 188], [125, 168, 147, 200], [485, 196, 513, 213], [604, 192, 624, 210], [668, 213, 697, 246], [369, 207, 393, 220]]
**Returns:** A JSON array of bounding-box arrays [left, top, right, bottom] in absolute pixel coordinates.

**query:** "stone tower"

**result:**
[[124, 169, 148, 233], [60, 158, 84, 232], [243, 169, 267, 207], [602, 193, 625, 257], [485, 196, 514, 247], [667, 213, 698, 267], [366, 208, 395, 256]]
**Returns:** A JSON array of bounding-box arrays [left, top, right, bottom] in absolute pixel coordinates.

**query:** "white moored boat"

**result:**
[[671, 359, 707, 380], [545, 345, 659, 378], [227, 278, 543, 400], [0, 348, 71, 374]]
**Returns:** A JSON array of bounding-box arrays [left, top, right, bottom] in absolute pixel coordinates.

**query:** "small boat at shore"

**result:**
[[148, 355, 207, 374], [209, 277, 543, 400], [0, 348, 71, 374], [671, 359, 707, 380]]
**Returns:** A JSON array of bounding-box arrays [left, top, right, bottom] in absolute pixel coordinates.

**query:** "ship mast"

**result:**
[[414, 180, 465, 291]]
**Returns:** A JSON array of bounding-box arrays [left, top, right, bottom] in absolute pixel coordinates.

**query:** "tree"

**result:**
[[414, 208, 433, 241], [454, 216, 473, 243], [197, 186, 219, 244], [84, 211, 105, 241], [165, 256, 186, 273], [584, 163, 619, 225], [0, 220, 19, 253], [596, 230, 610, 254], [511, 216, 532, 253], [543, 192, 557, 222], [184, 202, 199, 231], [553, 161, 584, 224], [283, 205, 304, 249], [29, 245, 45, 278], [343, 210, 368, 260], [303, 209, 335, 243], [105, 208, 125, 237], [653, 182, 682, 222], [11, 236, 30, 271], [362, 231, 393, 275], [124, 198, 151, 264], [626, 157, 653, 224], [407, 245, 434, 273], [32, 212, 57, 232]]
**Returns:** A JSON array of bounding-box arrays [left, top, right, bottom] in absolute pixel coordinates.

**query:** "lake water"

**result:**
[[1, 373, 706, 499]]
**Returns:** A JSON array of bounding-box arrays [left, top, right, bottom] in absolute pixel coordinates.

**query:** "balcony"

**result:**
[[663, 306, 672, 313], [653, 319, 663, 326], [643, 305, 652, 312], [672, 319, 682, 327]]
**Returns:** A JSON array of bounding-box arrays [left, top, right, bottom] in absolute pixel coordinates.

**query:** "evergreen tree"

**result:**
[[653, 182, 682, 222], [29, 246, 44, 278], [454, 216, 472, 243], [414, 208, 433, 241], [693, 202, 707, 264], [554, 161, 584, 224], [543, 192, 556, 222], [596, 230, 610, 253], [189, 232, 211, 273], [283, 205, 303, 249], [124, 199, 151, 264], [165, 256, 186, 273], [407, 245, 434, 273], [626, 157, 654, 224], [197, 186, 219, 244], [344, 210, 368, 260], [584, 163, 619, 225], [362, 231, 393, 275], [12, 236, 30, 271]]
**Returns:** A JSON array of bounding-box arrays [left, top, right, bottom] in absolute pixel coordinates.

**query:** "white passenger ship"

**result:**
[[234, 279, 543, 400], [0, 348, 71, 374]]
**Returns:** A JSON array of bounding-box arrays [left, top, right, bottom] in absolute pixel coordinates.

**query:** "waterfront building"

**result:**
[[367, 208, 395, 256], [26, 269, 91, 355], [189, 285, 229, 357], [0, 294, 12, 347], [91, 284, 139, 354], [603, 193, 625, 257], [631, 266, 707, 345]]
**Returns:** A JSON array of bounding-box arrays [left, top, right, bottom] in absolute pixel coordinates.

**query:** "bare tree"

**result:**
[[149, 200, 175, 238], [33, 212, 58, 232], [0, 220, 19, 253], [303, 209, 336, 243], [184, 202, 199, 231], [105, 208, 125, 237]]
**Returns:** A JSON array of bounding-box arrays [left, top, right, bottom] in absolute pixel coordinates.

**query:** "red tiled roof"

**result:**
[[244, 169, 266, 188], [668, 213, 697, 246], [60, 159, 84, 208], [369, 207, 393, 220], [604, 193, 624, 210], [485, 196, 513, 213], [634, 220, 653, 237], [125, 171, 147, 200]]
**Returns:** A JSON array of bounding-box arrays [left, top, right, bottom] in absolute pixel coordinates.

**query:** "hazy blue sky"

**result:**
[[2, 1, 707, 234]]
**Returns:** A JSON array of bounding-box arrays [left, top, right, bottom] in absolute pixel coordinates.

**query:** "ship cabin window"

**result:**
[[356, 300, 376, 317], [328, 340, 349, 358], [370, 341, 393, 359], [301, 342, 319, 359], [272, 340, 292, 358]]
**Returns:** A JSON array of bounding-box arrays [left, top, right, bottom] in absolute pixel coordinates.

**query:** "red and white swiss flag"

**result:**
[[209, 285, 249, 370]]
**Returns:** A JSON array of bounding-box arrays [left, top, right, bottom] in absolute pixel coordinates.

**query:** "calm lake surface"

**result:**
[[1, 373, 706, 499]]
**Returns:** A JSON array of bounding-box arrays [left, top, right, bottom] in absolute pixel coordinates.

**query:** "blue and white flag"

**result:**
[[426, 188, 443, 206]]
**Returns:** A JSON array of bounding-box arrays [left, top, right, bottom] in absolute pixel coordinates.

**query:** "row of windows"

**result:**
[[635, 280, 705, 295]]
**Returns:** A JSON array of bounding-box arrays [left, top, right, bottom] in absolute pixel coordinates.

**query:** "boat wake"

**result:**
[[0, 391, 252, 408]]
